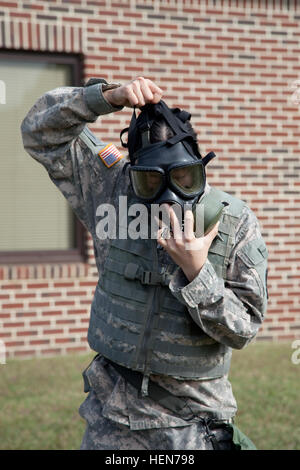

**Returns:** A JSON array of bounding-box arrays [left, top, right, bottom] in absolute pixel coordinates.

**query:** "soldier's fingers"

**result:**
[[138, 77, 154, 102], [183, 209, 195, 241], [154, 215, 168, 230], [122, 77, 162, 107], [123, 84, 139, 106], [157, 238, 166, 248], [131, 80, 146, 107], [169, 206, 182, 240], [153, 216, 163, 237], [157, 227, 168, 246], [145, 79, 163, 97]]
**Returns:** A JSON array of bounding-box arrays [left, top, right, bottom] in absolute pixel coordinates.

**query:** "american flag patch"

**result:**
[[98, 144, 124, 168]]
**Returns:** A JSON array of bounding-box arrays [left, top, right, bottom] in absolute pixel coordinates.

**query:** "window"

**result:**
[[0, 51, 85, 263]]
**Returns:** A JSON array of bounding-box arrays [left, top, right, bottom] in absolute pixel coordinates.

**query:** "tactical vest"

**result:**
[[88, 187, 245, 381]]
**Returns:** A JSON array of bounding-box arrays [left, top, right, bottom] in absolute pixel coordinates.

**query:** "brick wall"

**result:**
[[0, 0, 299, 360]]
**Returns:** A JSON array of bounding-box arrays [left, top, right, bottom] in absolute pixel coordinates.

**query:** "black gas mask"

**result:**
[[120, 101, 226, 236], [121, 100, 216, 210], [130, 141, 205, 209]]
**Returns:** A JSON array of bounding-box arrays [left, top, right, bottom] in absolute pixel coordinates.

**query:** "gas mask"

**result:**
[[121, 100, 226, 235], [129, 140, 205, 209]]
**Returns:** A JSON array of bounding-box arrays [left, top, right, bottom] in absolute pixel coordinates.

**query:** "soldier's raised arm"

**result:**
[[20, 77, 163, 232]]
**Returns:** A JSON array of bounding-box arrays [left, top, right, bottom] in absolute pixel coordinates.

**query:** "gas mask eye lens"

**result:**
[[170, 163, 204, 196], [130, 168, 164, 200]]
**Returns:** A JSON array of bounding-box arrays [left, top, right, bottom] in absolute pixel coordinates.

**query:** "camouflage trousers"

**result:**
[[78, 390, 235, 451]]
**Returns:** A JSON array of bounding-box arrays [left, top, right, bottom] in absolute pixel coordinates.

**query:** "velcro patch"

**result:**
[[98, 144, 124, 168]]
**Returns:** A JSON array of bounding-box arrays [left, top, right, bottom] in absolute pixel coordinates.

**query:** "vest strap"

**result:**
[[106, 259, 171, 286]]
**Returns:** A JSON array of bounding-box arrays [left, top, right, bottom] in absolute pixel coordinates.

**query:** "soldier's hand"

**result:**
[[157, 206, 220, 283], [103, 77, 163, 108]]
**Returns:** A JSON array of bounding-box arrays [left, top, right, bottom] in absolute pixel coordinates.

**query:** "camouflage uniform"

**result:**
[[21, 82, 268, 450]]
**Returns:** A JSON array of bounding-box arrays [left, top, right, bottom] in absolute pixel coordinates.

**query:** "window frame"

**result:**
[[0, 49, 86, 264]]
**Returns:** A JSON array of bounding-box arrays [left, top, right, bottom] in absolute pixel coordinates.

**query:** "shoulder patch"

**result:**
[[98, 143, 124, 168]]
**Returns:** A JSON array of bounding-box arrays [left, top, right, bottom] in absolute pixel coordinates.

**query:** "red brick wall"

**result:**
[[0, 0, 300, 359]]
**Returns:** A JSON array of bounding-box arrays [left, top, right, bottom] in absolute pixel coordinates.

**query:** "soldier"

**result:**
[[21, 77, 268, 450]]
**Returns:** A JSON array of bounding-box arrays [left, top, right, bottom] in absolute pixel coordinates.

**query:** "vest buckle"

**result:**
[[141, 271, 158, 285], [141, 271, 170, 286], [124, 263, 170, 286]]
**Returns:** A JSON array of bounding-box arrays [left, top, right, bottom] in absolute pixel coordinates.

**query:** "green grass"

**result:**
[[230, 342, 300, 451], [0, 352, 94, 450], [0, 342, 299, 450]]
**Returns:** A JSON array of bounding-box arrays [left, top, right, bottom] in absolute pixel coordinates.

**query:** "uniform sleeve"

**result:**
[[169, 206, 268, 349], [20, 83, 125, 234]]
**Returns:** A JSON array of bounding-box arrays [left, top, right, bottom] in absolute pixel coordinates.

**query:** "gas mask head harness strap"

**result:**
[[120, 100, 216, 209]]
